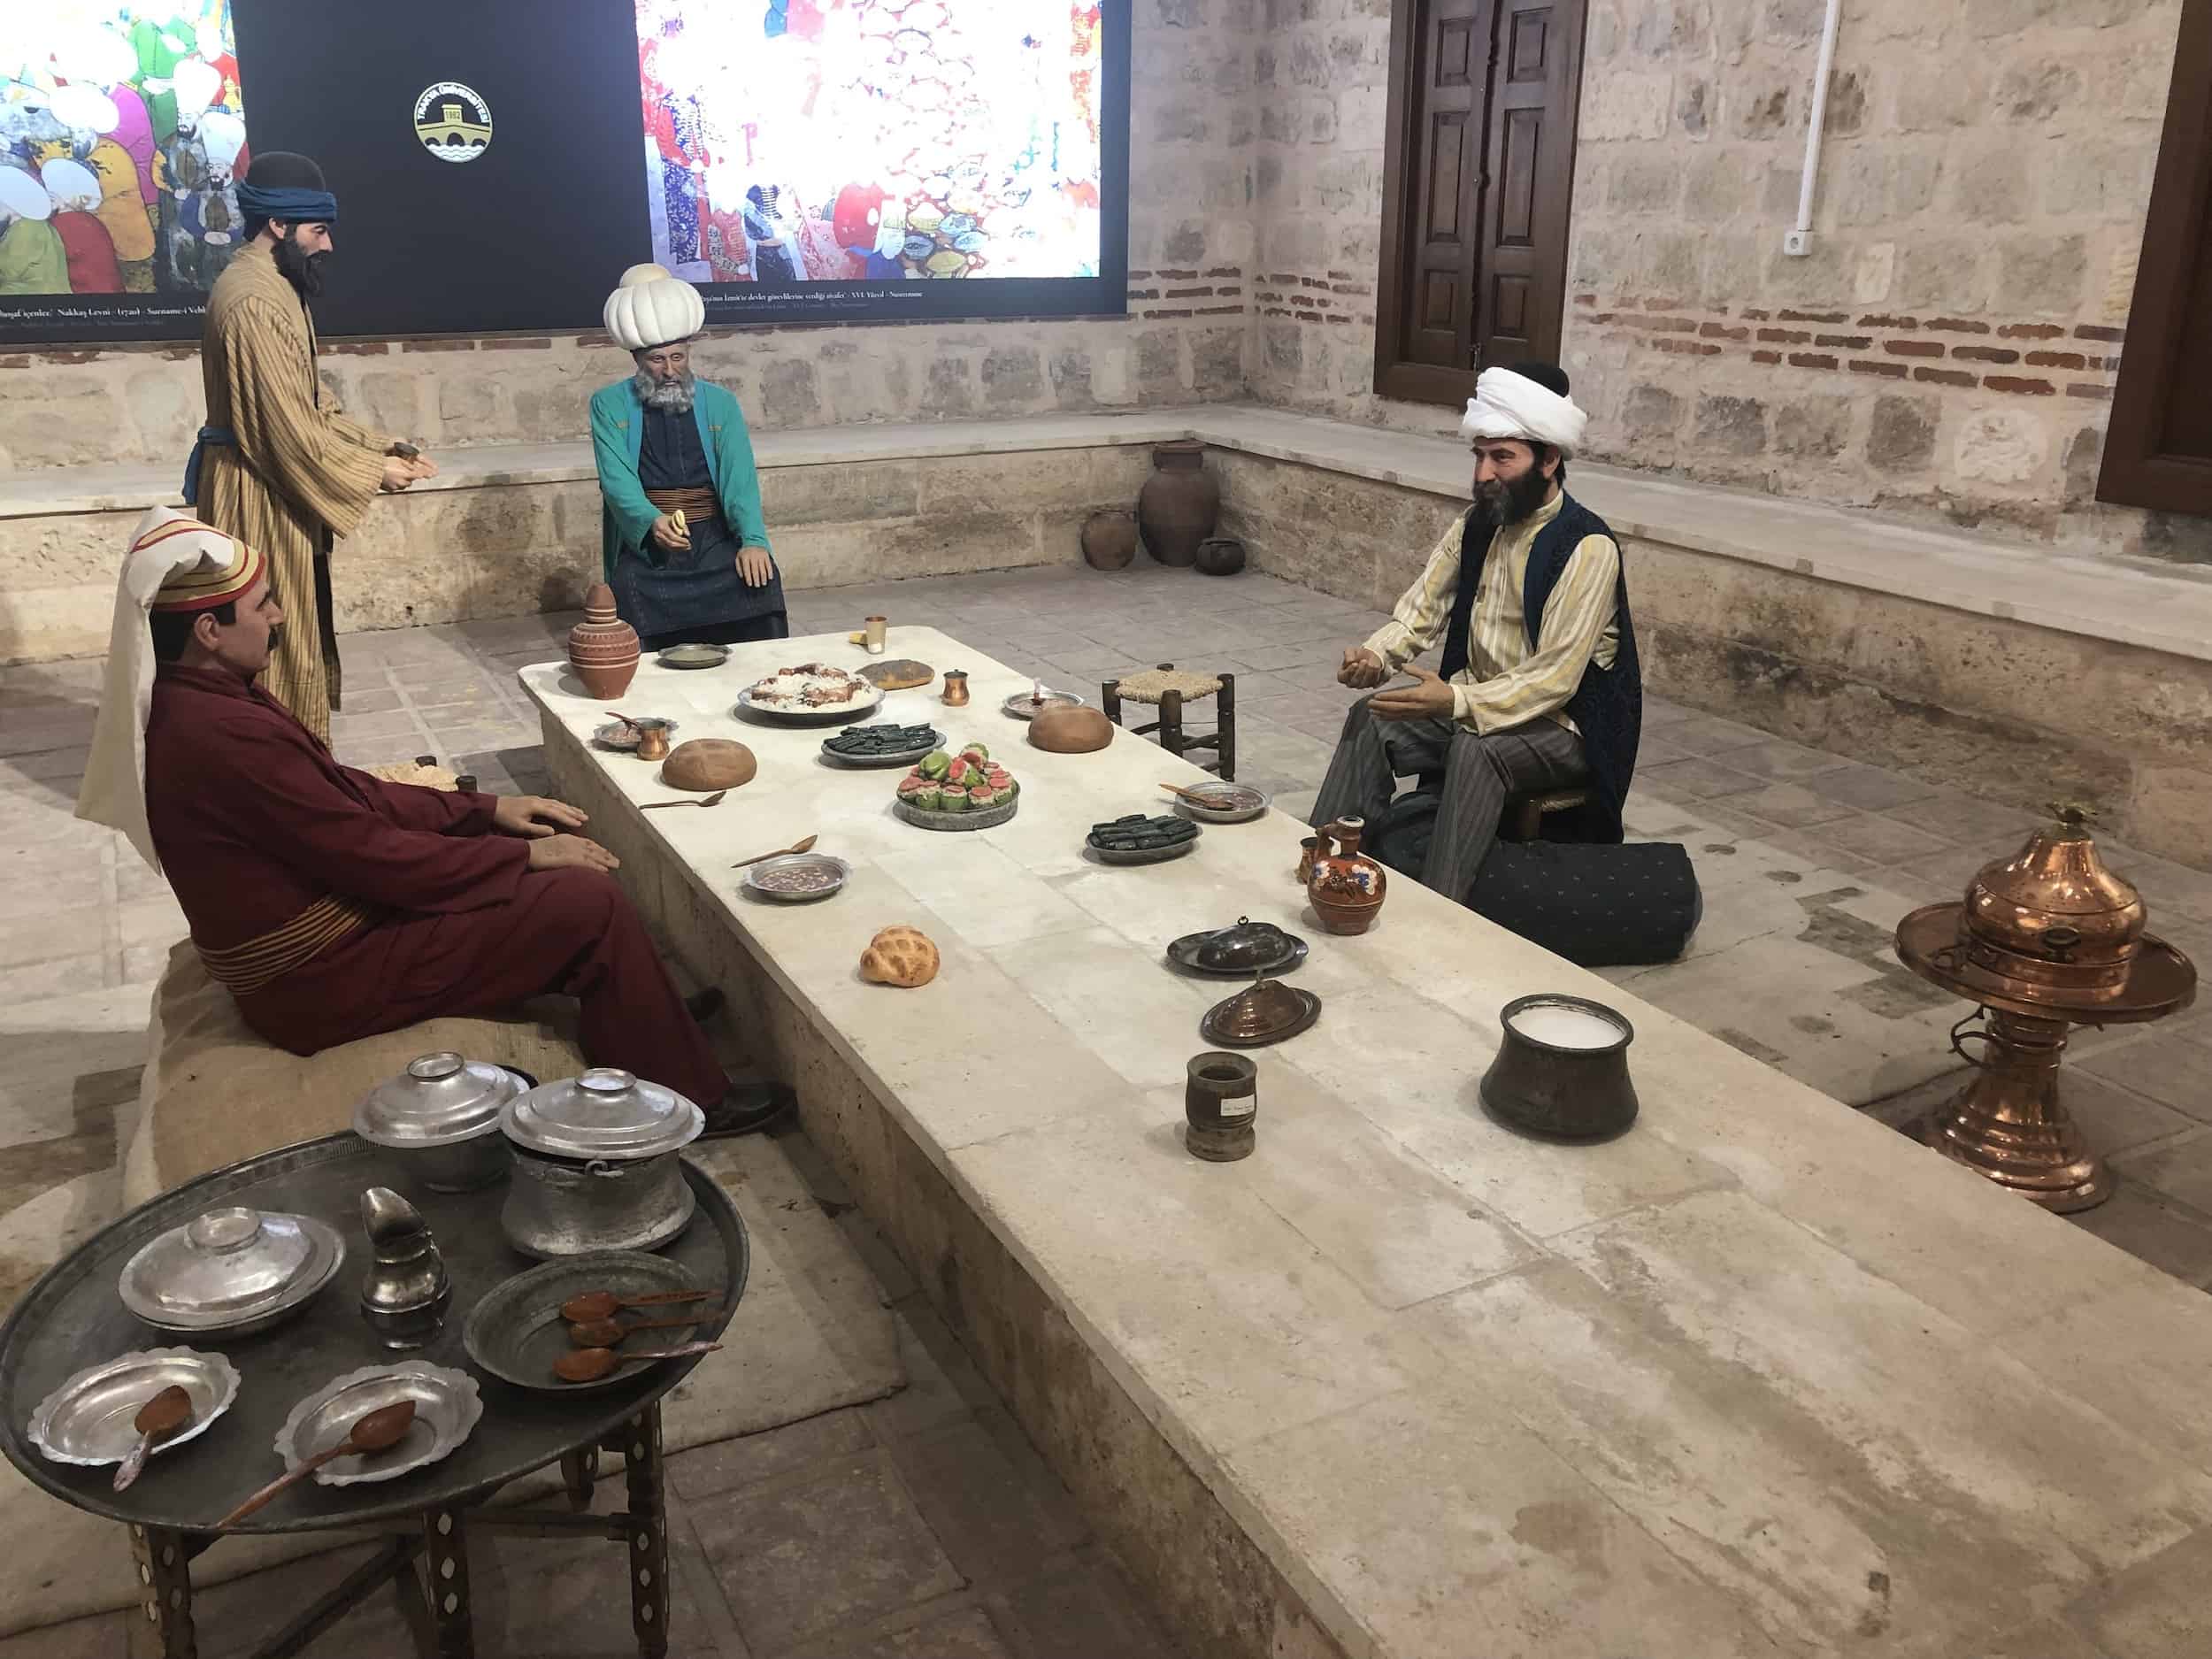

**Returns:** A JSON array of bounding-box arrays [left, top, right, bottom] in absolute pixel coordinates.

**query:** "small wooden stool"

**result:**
[[1102, 664, 1238, 780], [1503, 786, 1592, 841]]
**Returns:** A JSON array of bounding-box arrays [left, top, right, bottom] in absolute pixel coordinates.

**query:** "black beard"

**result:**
[[265, 625, 286, 657], [272, 233, 328, 297], [1471, 464, 1554, 529], [634, 368, 696, 413]]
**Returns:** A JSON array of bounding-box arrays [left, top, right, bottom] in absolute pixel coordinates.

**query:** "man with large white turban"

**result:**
[[589, 264, 786, 648], [1310, 362, 1643, 902]]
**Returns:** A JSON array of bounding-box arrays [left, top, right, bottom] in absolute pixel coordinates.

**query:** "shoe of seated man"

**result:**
[[700, 1077, 795, 1139]]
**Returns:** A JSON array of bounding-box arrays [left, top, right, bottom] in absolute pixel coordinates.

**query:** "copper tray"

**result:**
[[1894, 903, 2196, 1025]]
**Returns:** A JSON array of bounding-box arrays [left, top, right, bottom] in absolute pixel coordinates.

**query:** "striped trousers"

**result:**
[[1309, 697, 1587, 902]]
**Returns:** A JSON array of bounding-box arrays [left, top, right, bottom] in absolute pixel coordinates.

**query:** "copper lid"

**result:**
[[1209, 976, 1310, 1042], [1959, 803, 2145, 996]]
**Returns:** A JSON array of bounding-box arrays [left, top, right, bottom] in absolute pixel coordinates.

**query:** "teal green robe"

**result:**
[[588, 378, 772, 585]]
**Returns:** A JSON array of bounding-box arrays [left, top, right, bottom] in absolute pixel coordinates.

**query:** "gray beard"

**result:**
[[634, 369, 696, 413]]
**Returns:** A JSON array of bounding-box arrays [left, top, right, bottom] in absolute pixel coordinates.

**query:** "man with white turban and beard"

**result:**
[[590, 264, 787, 649], [1310, 363, 1642, 904]]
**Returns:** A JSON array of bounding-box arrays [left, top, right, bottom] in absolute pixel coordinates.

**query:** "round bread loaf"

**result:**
[[1028, 704, 1113, 754], [859, 658, 935, 691], [663, 738, 757, 792], [860, 925, 940, 988]]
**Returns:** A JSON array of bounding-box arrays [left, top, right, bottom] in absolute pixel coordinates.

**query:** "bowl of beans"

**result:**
[[741, 853, 851, 903]]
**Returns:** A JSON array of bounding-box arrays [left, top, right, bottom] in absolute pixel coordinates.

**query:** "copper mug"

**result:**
[[941, 670, 971, 707]]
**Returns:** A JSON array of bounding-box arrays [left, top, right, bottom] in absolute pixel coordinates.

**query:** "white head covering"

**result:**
[[0, 166, 53, 222], [172, 58, 221, 120], [603, 262, 704, 350], [1459, 366, 1589, 459], [49, 81, 119, 138], [40, 157, 99, 212], [77, 507, 265, 872], [198, 110, 246, 177]]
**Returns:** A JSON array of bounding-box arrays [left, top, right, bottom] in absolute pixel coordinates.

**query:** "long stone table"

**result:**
[[522, 629, 2212, 1659]]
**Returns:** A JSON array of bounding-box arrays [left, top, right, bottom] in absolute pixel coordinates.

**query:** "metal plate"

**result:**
[[1200, 986, 1323, 1048], [0, 1134, 748, 1534], [742, 853, 852, 903], [1895, 905, 2199, 1025], [819, 728, 943, 770], [273, 1361, 482, 1486], [893, 794, 1020, 833], [1164, 929, 1309, 978], [463, 1253, 709, 1395], [1170, 783, 1271, 825], [1002, 689, 1085, 721], [735, 687, 884, 727], [657, 644, 729, 670], [1089, 835, 1200, 867], [594, 717, 678, 752], [27, 1348, 240, 1469]]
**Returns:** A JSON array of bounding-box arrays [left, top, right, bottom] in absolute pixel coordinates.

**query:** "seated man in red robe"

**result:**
[[77, 507, 787, 1136]]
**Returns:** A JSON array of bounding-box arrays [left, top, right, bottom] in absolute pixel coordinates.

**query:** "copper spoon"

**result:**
[[112, 1385, 193, 1493], [215, 1401, 418, 1527], [559, 1288, 716, 1324], [733, 834, 818, 870], [555, 1341, 722, 1384], [567, 1310, 718, 1349], [641, 789, 726, 810]]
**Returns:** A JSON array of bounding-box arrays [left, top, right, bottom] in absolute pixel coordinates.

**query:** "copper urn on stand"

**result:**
[[1893, 803, 2196, 1213]]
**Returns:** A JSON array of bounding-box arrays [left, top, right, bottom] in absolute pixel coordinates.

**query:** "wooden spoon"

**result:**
[[558, 1287, 716, 1324], [112, 1385, 193, 1493], [733, 834, 818, 870], [215, 1401, 418, 1527], [1158, 781, 1216, 804], [555, 1341, 722, 1384], [641, 789, 726, 810], [567, 1310, 718, 1348]]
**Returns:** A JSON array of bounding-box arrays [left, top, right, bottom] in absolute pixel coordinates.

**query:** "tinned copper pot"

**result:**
[[1958, 804, 2144, 1004]]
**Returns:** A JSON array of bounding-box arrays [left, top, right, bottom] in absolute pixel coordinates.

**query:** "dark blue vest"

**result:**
[[1437, 492, 1641, 843]]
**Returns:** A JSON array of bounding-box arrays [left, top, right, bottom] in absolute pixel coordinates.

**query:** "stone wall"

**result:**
[[1243, 0, 2208, 563], [0, 0, 1260, 472], [1218, 450, 2212, 867]]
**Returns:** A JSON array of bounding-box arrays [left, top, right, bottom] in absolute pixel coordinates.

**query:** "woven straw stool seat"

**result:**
[[1102, 662, 1238, 780], [1112, 667, 1223, 706]]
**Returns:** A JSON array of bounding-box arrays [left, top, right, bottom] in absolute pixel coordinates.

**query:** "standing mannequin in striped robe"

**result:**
[[186, 151, 436, 741]]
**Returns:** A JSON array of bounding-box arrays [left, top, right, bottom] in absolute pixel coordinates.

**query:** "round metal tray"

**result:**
[[1002, 690, 1085, 721], [1170, 784, 1271, 825], [0, 1134, 747, 1535], [657, 644, 729, 671], [819, 729, 943, 770], [1200, 986, 1323, 1048], [27, 1348, 240, 1470], [1089, 835, 1200, 867], [894, 793, 1021, 833], [742, 853, 852, 904], [735, 687, 883, 727], [273, 1361, 481, 1487], [463, 1253, 712, 1394]]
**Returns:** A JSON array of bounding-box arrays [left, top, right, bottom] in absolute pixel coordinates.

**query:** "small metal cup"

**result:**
[[1479, 995, 1639, 1141], [864, 615, 888, 655], [1185, 1051, 1258, 1161]]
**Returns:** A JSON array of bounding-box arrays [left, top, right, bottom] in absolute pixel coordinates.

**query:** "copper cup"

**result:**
[[941, 670, 970, 707]]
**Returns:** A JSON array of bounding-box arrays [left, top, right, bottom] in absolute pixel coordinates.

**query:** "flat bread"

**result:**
[[859, 658, 934, 691]]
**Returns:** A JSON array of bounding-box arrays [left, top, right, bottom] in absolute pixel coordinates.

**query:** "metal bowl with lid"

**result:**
[[1958, 803, 2146, 1005], [499, 1071, 705, 1259], [118, 1207, 346, 1336], [1199, 974, 1323, 1048], [1166, 917, 1308, 978], [352, 1051, 525, 1193]]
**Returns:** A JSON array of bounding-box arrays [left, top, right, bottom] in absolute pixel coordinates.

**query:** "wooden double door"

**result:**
[[1374, 0, 1587, 406]]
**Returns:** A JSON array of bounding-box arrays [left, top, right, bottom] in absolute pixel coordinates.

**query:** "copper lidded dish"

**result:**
[[352, 1050, 524, 1193], [118, 1206, 346, 1336], [1956, 803, 2147, 1007], [1200, 974, 1322, 1048]]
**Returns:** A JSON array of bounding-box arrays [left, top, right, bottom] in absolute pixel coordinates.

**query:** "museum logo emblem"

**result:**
[[412, 82, 492, 163]]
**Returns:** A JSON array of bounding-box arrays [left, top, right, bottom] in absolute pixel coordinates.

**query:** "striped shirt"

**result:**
[[1363, 491, 1621, 735]]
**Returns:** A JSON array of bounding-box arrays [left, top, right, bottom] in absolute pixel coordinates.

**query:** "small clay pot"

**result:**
[[1029, 704, 1113, 754], [663, 739, 757, 792], [1081, 510, 1139, 572], [566, 583, 640, 700], [1194, 537, 1246, 577]]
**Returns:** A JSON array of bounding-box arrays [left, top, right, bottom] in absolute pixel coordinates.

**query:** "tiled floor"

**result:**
[[7, 559, 2212, 1652]]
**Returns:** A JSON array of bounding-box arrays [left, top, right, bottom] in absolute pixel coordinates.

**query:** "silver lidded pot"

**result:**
[[352, 1050, 523, 1193], [358, 1187, 451, 1349], [498, 1069, 704, 1259], [117, 1205, 346, 1336]]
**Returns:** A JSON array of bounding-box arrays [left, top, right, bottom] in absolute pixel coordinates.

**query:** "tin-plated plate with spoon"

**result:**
[[273, 1362, 481, 1487], [27, 1348, 238, 1470], [464, 1251, 713, 1394]]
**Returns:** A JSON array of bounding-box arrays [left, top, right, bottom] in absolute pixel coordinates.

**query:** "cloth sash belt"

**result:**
[[181, 426, 236, 506], [643, 486, 719, 521], [195, 893, 376, 997]]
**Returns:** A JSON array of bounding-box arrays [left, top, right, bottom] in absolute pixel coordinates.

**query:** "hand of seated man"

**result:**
[[495, 795, 589, 839], [1339, 647, 1389, 689], [525, 833, 621, 873], [1366, 664, 1456, 722]]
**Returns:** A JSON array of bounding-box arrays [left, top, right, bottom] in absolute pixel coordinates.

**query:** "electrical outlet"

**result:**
[[1783, 230, 1812, 257]]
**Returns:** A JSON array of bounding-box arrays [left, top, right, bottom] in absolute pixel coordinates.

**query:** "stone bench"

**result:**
[[8, 404, 2210, 864]]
